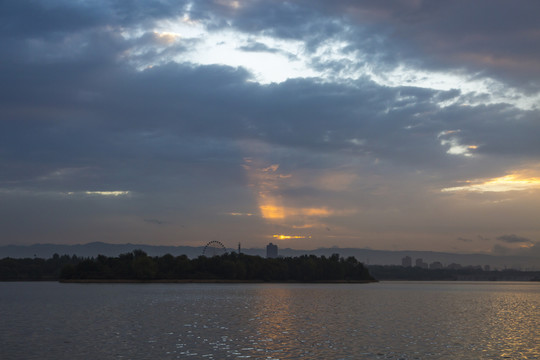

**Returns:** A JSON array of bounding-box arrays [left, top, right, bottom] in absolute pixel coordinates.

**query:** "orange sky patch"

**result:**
[[442, 173, 540, 193]]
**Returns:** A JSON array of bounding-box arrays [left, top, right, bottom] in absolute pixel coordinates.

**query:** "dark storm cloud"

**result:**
[[439, 104, 540, 159], [0, 0, 190, 34], [2, 48, 537, 195], [191, 0, 340, 41], [1, 46, 466, 180], [325, 1, 540, 90], [0, 1, 107, 37], [496, 234, 533, 244]]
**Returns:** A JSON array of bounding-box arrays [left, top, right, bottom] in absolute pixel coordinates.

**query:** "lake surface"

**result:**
[[1, 281, 539, 359]]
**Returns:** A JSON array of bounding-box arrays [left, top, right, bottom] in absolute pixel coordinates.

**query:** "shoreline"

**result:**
[[59, 278, 378, 284]]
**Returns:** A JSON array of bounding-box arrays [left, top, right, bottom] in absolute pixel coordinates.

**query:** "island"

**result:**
[[0, 251, 376, 283]]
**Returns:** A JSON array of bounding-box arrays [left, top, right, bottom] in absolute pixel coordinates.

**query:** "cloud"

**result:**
[[273, 235, 311, 240], [225, 212, 255, 217], [1, 0, 540, 252], [84, 191, 130, 197], [144, 218, 167, 225], [238, 41, 280, 54], [491, 239, 540, 257], [496, 234, 533, 244], [313, 1, 540, 90], [175, 0, 540, 96], [3, 1, 540, 91], [441, 173, 540, 193]]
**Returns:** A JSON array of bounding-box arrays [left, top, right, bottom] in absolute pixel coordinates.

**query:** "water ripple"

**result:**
[[1, 282, 539, 359]]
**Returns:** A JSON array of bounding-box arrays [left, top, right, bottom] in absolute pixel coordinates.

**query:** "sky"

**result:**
[[1, 0, 540, 257]]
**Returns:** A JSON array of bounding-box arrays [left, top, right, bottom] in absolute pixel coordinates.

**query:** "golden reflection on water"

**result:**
[[247, 285, 361, 359], [250, 286, 298, 355], [485, 291, 540, 358]]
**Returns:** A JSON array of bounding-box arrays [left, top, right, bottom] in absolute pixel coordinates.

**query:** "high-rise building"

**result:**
[[266, 242, 278, 258], [402, 256, 412, 267], [415, 258, 428, 269]]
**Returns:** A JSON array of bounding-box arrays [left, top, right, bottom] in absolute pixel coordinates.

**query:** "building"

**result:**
[[447, 263, 462, 270], [266, 242, 278, 258], [415, 258, 428, 269], [402, 256, 412, 267], [429, 261, 443, 270]]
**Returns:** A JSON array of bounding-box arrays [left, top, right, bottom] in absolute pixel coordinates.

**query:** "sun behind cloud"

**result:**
[[241, 152, 355, 232], [273, 235, 311, 240]]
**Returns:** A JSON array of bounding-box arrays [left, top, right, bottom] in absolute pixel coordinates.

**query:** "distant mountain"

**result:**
[[0, 242, 206, 259], [277, 247, 539, 270], [1, 242, 538, 270]]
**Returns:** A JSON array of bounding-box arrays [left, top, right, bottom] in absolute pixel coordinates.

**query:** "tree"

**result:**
[[132, 255, 157, 280]]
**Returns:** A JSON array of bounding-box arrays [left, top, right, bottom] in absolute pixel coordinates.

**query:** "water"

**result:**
[[1, 281, 539, 359]]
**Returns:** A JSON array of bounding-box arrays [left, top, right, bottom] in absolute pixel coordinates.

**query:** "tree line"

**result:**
[[0, 251, 375, 282], [368, 265, 540, 281], [0, 253, 78, 281]]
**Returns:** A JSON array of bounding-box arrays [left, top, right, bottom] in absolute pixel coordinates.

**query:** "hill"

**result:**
[[1, 242, 538, 270]]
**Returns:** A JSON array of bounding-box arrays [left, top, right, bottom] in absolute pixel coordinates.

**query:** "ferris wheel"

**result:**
[[202, 240, 227, 257]]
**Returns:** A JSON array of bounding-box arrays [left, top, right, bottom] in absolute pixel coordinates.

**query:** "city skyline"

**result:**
[[1, 1, 540, 259]]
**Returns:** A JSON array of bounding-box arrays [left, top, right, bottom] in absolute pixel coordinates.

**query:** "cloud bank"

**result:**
[[1, 0, 539, 253]]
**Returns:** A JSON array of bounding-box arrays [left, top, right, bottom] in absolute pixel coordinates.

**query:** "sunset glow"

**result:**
[[259, 204, 286, 220], [442, 174, 540, 193], [273, 235, 311, 240]]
